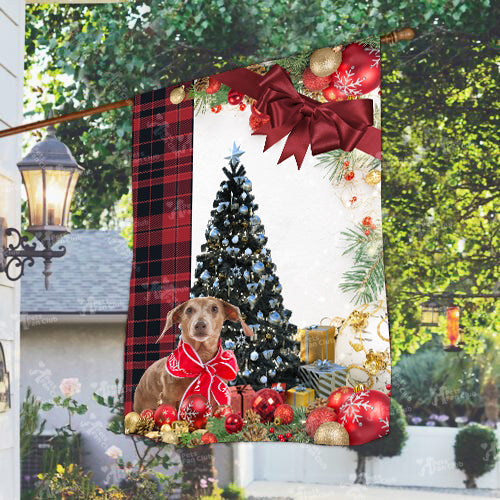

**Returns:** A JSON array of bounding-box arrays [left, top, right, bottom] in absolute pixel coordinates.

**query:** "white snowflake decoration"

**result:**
[[182, 403, 199, 424], [333, 67, 365, 96], [235, 333, 248, 349], [339, 391, 374, 426], [364, 45, 380, 69], [378, 416, 390, 438]]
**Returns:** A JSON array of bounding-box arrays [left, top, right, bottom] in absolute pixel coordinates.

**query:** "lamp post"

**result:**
[[0, 125, 83, 289], [420, 299, 440, 327]]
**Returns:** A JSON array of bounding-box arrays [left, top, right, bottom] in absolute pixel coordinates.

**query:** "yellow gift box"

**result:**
[[285, 385, 315, 407], [296, 319, 338, 363]]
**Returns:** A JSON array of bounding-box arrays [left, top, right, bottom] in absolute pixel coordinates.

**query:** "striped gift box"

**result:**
[[298, 361, 347, 399]]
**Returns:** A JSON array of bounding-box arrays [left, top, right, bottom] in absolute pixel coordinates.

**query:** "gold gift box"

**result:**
[[285, 386, 315, 407], [296, 324, 337, 363]]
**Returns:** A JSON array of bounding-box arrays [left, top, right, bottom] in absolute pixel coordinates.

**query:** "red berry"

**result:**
[[371, 224, 377, 230], [269, 427, 274, 433], [386, 384, 391, 390], [206, 77, 221, 94], [387, 392, 391, 397], [211, 105, 222, 113], [344, 161, 350, 167], [239, 103, 247, 111], [364, 229, 370, 236], [302, 66, 331, 91], [285, 432, 292, 439], [344, 171, 355, 181], [362, 216, 373, 227], [278, 434, 284, 440], [352, 196, 357, 202]]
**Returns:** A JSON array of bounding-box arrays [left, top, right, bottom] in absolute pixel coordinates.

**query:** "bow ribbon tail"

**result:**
[[277, 119, 311, 168]]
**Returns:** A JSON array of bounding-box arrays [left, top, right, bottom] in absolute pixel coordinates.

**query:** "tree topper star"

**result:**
[[225, 142, 245, 165]]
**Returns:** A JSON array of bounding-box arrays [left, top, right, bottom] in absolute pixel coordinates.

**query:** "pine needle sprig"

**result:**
[[339, 223, 385, 304], [274, 50, 312, 85], [315, 149, 381, 184], [188, 83, 231, 115], [357, 35, 381, 49]]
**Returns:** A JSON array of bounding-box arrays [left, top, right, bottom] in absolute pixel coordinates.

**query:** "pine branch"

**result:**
[[315, 149, 381, 184], [339, 224, 385, 304], [357, 35, 381, 49], [274, 50, 312, 85], [188, 84, 231, 115]]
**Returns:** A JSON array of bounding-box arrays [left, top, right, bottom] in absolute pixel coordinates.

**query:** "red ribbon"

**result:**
[[165, 338, 238, 407], [217, 64, 380, 169]]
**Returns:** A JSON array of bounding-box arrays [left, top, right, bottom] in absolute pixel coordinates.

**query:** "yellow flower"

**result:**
[[68, 463, 74, 474], [56, 464, 65, 474], [37, 473, 44, 480]]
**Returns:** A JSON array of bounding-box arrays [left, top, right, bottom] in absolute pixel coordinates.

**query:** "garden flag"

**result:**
[[124, 38, 391, 446]]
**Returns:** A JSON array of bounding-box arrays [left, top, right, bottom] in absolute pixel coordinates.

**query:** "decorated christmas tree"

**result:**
[[191, 143, 300, 388]]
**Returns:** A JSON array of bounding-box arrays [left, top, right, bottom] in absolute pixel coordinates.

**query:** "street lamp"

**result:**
[[420, 299, 440, 327], [0, 125, 83, 289]]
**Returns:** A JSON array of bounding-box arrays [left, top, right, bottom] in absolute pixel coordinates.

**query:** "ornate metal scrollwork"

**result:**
[[1, 223, 66, 289]]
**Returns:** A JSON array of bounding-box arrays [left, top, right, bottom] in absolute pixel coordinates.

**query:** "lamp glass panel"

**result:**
[[62, 171, 80, 226], [21, 169, 44, 227], [44, 169, 72, 226]]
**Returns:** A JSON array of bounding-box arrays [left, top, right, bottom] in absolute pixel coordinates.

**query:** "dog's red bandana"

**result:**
[[165, 338, 238, 407]]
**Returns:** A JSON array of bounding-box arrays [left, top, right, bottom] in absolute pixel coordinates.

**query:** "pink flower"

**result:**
[[59, 378, 81, 398], [105, 445, 123, 460], [200, 479, 208, 488]]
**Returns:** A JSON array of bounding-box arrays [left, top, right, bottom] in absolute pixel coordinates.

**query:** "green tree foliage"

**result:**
[[454, 423, 498, 488], [382, 30, 499, 361]]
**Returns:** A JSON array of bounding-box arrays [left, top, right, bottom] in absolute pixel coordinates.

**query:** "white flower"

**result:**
[[59, 378, 81, 398], [105, 445, 123, 460]]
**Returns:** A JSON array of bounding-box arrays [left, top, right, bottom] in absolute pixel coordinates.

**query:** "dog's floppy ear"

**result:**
[[156, 302, 185, 343], [219, 299, 254, 337]]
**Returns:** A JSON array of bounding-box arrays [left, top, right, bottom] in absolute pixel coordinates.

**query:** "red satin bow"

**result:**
[[165, 338, 238, 407], [252, 65, 374, 168]]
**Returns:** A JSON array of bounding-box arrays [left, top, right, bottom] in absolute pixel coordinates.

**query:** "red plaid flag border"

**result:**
[[124, 84, 194, 414]]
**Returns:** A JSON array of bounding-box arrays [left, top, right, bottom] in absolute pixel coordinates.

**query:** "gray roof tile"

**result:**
[[21, 230, 132, 314]]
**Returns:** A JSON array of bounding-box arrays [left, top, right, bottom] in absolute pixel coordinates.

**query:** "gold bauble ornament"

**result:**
[[160, 423, 172, 434], [309, 46, 343, 77], [124, 411, 141, 434], [162, 430, 179, 444], [365, 170, 382, 186], [170, 85, 186, 105], [314, 422, 350, 446], [192, 429, 208, 438]]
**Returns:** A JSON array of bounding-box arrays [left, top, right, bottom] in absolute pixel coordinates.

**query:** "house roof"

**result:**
[[21, 230, 132, 314]]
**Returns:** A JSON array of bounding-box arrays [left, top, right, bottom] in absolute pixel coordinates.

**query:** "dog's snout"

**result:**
[[194, 320, 207, 334]]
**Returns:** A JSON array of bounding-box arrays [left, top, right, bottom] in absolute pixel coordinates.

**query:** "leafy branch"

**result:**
[[340, 223, 385, 305]]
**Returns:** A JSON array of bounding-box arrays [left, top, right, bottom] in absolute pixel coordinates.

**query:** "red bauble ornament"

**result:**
[[211, 105, 222, 114], [386, 384, 391, 390], [302, 66, 331, 91], [154, 404, 177, 427], [338, 390, 390, 445], [224, 413, 244, 434], [344, 171, 355, 181], [274, 403, 294, 425], [206, 77, 221, 94], [322, 84, 347, 102], [327, 386, 354, 412], [362, 216, 373, 227], [249, 113, 270, 132], [331, 43, 380, 97], [201, 432, 218, 444], [178, 395, 212, 430], [140, 409, 154, 420], [213, 404, 233, 419], [251, 389, 283, 423], [305, 407, 337, 439], [227, 88, 244, 105], [239, 103, 247, 111], [364, 229, 371, 236]]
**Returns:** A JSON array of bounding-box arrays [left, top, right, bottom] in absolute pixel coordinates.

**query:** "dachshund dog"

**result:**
[[133, 297, 253, 414]]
